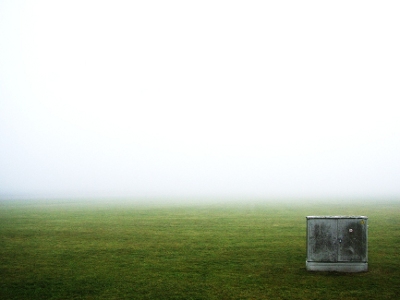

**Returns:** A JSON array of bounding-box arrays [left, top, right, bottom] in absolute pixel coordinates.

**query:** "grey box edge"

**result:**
[[306, 261, 368, 272]]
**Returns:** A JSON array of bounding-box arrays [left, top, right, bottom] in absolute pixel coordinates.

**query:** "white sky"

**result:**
[[1, 1, 399, 200]]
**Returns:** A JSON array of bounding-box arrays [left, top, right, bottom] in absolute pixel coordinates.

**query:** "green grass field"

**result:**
[[1, 199, 399, 299]]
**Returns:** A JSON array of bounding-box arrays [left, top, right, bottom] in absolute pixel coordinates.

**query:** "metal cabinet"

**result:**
[[306, 216, 368, 272]]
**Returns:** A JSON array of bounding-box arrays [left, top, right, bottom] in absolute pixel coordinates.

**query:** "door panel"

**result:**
[[307, 219, 338, 262], [338, 219, 367, 262]]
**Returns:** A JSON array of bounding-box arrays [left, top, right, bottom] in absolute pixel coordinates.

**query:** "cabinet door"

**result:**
[[338, 219, 367, 262], [307, 219, 338, 262]]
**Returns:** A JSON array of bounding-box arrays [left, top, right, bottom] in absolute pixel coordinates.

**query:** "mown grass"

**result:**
[[1, 199, 399, 299]]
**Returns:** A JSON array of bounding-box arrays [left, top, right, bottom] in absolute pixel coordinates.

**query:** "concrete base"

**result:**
[[306, 261, 368, 272]]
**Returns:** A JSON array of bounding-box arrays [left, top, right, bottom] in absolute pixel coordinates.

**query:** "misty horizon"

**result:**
[[1, 1, 399, 202]]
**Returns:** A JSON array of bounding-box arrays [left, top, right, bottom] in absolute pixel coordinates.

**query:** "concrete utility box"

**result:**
[[306, 216, 368, 272]]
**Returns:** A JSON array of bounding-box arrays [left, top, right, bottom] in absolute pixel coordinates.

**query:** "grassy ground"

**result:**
[[1, 199, 399, 299]]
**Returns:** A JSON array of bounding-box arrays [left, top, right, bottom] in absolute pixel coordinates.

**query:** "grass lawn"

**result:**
[[1, 199, 399, 299]]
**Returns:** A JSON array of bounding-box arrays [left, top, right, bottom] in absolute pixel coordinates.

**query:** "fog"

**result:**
[[1, 1, 399, 202]]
